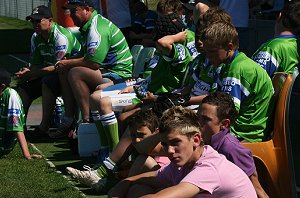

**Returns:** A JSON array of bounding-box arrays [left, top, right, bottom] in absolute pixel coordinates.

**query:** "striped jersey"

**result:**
[[217, 51, 275, 142], [140, 43, 193, 94], [30, 22, 81, 67], [189, 53, 219, 96], [0, 88, 25, 155], [80, 11, 133, 78], [252, 35, 299, 77]]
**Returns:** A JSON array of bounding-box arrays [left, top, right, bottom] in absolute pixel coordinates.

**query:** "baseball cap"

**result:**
[[63, 0, 95, 9], [26, 5, 52, 21]]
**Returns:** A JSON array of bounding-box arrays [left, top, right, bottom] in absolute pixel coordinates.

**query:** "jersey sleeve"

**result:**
[[6, 90, 25, 132], [84, 18, 110, 64], [29, 33, 43, 66], [252, 47, 279, 77]]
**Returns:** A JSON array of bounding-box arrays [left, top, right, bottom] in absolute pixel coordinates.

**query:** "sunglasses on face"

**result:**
[[30, 18, 48, 24]]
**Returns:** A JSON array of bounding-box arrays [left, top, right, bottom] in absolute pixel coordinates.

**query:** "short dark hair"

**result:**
[[159, 106, 201, 139], [202, 92, 238, 123], [0, 68, 11, 86], [156, 0, 183, 15], [281, 1, 300, 36], [128, 109, 160, 134]]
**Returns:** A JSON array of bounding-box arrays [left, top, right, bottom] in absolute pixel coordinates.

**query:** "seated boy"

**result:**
[[108, 106, 256, 197], [201, 21, 275, 142], [66, 109, 169, 191], [0, 68, 42, 159], [198, 92, 269, 198], [252, 1, 300, 77]]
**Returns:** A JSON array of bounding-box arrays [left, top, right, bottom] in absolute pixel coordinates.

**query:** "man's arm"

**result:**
[[134, 132, 165, 156], [55, 57, 100, 71]]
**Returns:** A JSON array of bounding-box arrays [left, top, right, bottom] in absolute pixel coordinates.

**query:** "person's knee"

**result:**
[[99, 96, 112, 112], [68, 67, 82, 82], [90, 90, 102, 109]]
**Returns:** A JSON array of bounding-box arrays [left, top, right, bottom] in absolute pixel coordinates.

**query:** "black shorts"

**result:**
[[18, 73, 61, 101]]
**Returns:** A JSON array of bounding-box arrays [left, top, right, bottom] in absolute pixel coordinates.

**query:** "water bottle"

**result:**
[[53, 97, 64, 127]]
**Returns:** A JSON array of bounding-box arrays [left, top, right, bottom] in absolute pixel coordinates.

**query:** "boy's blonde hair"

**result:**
[[159, 106, 201, 139], [201, 22, 239, 50]]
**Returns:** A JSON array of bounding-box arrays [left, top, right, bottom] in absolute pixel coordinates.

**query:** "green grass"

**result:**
[[0, 16, 32, 29], [0, 139, 108, 198], [0, 144, 83, 198]]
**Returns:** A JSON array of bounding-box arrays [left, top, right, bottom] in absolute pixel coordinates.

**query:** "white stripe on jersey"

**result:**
[[112, 29, 120, 37], [111, 37, 125, 48]]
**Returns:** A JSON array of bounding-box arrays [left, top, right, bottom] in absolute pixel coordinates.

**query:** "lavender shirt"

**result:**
[[211, 128, 256, 177]]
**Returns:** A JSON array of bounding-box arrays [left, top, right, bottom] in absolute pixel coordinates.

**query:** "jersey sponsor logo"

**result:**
[[177, 44, 186, 61], [55, 45, 67, 51], [186, 42, 198, 58], [7, 108, 21, 115], [56, 50, 66, 60], [193, 80, 210, 95], [87, 41, 99, 55], [8, 115, 20, 127]]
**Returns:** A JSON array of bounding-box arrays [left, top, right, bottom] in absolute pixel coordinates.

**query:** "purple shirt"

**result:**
[[211, 128, 256, 177], [156, 145, 256, 197]]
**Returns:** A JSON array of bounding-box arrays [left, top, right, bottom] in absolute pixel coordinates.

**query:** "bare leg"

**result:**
[[68, 67, 103, 121], [17, 87, 33, 117], [59, 70, 77, 118], [39, 83, 56, 131]]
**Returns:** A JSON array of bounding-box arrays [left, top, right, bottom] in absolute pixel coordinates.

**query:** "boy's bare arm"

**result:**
[[16, 132, 42, 159], [108, 171, 159, 198], [141, 182, 204, 198], [156, 30, 187, 57]]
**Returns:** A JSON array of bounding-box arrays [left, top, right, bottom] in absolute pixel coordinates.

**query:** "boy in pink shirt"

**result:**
[[108, 106, 256, 197]]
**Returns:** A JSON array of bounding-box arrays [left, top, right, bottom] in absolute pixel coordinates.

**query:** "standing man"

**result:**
[[54, 0, 133, 138], [16, 5, 81, 138]]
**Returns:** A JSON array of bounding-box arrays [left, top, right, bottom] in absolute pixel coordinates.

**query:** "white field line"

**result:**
[[29, 143, 86, 197], [8, 54, 28, 64]]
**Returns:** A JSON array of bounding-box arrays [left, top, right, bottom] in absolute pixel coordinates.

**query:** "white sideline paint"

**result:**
[[8, 54, 28, 64], [30, 143, 86, 197]]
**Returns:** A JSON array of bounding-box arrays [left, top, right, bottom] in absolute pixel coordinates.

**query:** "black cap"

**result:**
[[63, 0, 95, 9], [26, 5, 52, 21]]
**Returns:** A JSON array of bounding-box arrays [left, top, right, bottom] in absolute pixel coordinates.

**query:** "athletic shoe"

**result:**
[[49, 120, 73, 139], [91, 162, 119, 192], [66, 165, 101, 187]]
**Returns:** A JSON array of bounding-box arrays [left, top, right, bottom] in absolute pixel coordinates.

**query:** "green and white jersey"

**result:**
[[80, 11, 133, 78], [217, 51, 275, 142], [140, 43, 193, 94], [252, 35, 299, 77], [30, 22, 81, 67], [189, 54, 218, 96], [185, 30, 199, 59], [0, 88, 25, 155]]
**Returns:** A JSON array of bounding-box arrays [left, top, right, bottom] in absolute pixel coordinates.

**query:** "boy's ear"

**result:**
[[220, 119, 231, 129], [0, 83, 6, 92], [228, 42, 234, 51], [193, 132, 202, 149], [154, 128, 160, 134]]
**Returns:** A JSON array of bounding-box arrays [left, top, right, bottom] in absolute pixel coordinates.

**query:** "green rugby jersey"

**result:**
[[217, 51, 275, 142], [0, 88, 25, 156], [80, 11, 133, 78], [30, 22, 81, 67], [142, 43, 193, 94], [252, 35, 299, 77], [189, 53, 219, 96]]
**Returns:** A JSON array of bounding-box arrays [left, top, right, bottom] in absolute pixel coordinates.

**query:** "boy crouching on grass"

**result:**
[[0, 68, 41, 159], [108, 106, 256, 197]]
